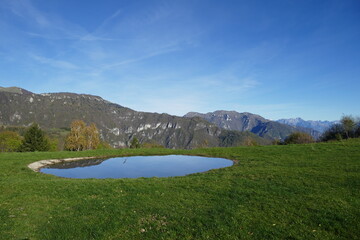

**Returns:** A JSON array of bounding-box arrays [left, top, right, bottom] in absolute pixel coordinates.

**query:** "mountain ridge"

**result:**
[[0, 87, 269, 149], [184, 110, 321, 140], [277, 117, 337, 133]]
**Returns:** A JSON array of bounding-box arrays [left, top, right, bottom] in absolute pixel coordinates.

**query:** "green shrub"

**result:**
[[321, 124, 345, 141], [0, 131, 22, 152], [356, 124, 360, 138], [130, 137, 140, 148], [96, 141, 113, 150], [284, 132, 314, 144]]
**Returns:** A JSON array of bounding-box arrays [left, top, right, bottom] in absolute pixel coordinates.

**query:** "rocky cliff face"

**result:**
[[0, 87, 265, 148], [185, 110, 320, 140]]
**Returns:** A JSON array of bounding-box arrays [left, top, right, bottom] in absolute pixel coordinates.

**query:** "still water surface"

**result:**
[[40, 155, 233, 179]]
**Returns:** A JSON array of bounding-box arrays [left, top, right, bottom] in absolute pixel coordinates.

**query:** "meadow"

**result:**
[[0, 139, 359, 239]]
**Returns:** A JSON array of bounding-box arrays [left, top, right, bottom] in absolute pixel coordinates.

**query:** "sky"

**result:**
[[0, 0, 359, 121]]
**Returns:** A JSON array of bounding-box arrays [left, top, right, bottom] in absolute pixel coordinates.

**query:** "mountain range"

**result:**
[[184, 111, 321, 140], [1, 87, 329, 148], [0, 87, 268, 149], [276, 118, 336, 133]]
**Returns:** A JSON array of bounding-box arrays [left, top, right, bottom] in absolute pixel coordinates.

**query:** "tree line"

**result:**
[[321, 115, 360, 141], [1, 115, 359, 152], [0, 120, 107, 152], [0, 123, 51, 152], [281, 115, 360, 145], [0, 119, 164, 152]]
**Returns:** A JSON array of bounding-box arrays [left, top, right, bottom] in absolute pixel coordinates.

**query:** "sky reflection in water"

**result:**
[[40, 155, 233, 179]]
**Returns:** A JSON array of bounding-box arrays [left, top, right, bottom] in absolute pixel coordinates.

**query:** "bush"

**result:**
[[272, 139, 284, 145], [48, 138, 59, 152], [321, 124, 345, 141], [355, 124, 360, 138], [97, 141, 113, 150], [244, 137, 258, 146], [284, 132, 314, 145], [130, 137, 140, 149], [0, 131, 22, 152]]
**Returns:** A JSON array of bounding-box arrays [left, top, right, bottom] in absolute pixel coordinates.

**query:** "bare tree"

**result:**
[[341, 115, 356, 139]]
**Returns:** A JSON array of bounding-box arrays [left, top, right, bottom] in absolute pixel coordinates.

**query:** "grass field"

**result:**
[[0, 139, 359, 239]]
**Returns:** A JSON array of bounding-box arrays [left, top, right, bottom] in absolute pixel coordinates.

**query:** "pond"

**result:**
[[40, 155, 233, 179]]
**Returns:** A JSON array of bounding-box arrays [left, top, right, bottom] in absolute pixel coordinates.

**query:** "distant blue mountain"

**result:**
[[276, 118, 337, 133]]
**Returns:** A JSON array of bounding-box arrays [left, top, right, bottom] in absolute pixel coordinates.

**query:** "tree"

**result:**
[[355, 124, 360, 138], [284, 132, 314, 145], [321, 115, 359, 141], [0, 131, 22, 152], [341, 115, 356, 139], [130, 137, 140, 148], [19, 123, 50, 152], [65, 120, 86, 151], [65, 120, 101, 151], [84, 123, 100, 150]]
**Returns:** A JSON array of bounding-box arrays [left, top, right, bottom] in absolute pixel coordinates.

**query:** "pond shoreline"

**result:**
[[28, 157, 100, 172], [28, 154, 238, 174]]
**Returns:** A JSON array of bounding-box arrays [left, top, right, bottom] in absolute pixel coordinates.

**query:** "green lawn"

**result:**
[[0, 139, 359, 239]]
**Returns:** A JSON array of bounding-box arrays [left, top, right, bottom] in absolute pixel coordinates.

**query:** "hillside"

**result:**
[[185, 110, 320, 140], [0, 87, 267, 148]]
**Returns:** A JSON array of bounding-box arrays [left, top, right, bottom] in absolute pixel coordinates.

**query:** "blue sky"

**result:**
[[0, 0, 359, 121]]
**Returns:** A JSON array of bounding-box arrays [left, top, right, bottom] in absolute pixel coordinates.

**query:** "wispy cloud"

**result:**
[[5, 0, 50, 27], [9, 0, 201, 77], [187, 69, 260, 95], [0, 0, 358, 121], [95, 8, 123, 31], [91, 44, 181, 75], [202, 76, 259, 93], [4, 0, 88, 41], [79, 34, 118, 41], [1, 0, 259, 111], [29, 54, 79, 70]]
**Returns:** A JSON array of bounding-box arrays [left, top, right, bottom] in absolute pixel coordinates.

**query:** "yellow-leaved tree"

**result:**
[[65, 120, 100, 151], [84, 123, 100, 150]]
